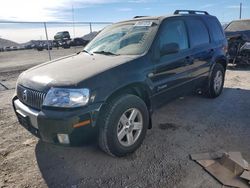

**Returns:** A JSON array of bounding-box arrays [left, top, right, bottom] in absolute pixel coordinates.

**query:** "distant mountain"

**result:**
[[22, 40, 53, 46], [82, 31, 99, 41], [0, 31, 99, 49], [20, 32, 98, 47], [0, 38, 19, 48]]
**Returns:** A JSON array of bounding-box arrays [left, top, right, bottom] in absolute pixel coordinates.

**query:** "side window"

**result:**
[[206, 18, 225, 41], [159, 19, 189, 51], [186, 19, 210, 47]]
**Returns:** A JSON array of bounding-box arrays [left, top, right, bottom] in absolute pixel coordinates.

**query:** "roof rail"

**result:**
[[133, 16, 148, 19], [174, 10, 209, 15]]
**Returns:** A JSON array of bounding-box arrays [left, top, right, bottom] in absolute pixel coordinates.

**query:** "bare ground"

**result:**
[[0, 50, 250, 188]]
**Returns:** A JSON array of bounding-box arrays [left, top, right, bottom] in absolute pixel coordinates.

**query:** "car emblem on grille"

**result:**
[[22, 90, 28, 102]]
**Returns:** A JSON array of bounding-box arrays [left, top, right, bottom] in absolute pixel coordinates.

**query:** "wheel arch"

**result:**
[[207, 56, 227, 91], [215, 57, 227, 70], [101, 82, 153, 129]]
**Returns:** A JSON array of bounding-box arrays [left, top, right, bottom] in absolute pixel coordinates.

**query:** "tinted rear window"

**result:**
[[186, 19, 210, 47], [206, 18, 224, 41], [159, 19, 189, 50]]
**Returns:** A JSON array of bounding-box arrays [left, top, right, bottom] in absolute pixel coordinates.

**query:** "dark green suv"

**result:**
[[13, 10, 228, 157]]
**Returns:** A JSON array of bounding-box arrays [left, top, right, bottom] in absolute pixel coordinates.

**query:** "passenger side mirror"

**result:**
[[160, 43, 180, 56]]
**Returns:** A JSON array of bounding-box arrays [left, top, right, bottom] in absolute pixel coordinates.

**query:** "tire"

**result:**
[[98, 94, 149, 157], [206, 63, 225, 98]]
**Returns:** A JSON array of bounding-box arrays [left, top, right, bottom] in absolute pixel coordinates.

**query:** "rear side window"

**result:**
[[206, 18, 225, 41], [186, 19, 210, 47], [159, 19, 189, 50]]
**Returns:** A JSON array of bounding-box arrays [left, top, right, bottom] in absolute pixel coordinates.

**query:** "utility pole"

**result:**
[[72, 3, 76, 39], [71, 1, 76, 53], [239, 2, 242, 19], [89, 22, 92, 33], [44, 22, 52, 61]]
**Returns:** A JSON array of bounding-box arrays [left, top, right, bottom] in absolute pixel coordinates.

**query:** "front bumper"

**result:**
[[13, 97, 103, 146]]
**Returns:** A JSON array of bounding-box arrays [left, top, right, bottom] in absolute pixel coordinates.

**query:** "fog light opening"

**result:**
[[57, 134, 70, 144]]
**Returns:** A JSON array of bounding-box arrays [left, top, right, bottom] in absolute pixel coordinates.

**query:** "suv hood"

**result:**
[[18, 53, 136, 91], [225, 30, 250, 41]]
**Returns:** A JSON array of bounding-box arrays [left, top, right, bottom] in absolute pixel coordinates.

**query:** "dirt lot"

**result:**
[[0, 50, 250, 188], [0, 48, 82, 72]]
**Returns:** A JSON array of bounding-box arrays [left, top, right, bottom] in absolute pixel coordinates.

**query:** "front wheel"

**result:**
[[98, 94, 149, 157], [206, 63, 225, 98]]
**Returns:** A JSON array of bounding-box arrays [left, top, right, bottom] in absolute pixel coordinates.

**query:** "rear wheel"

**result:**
[[98, 94, 149, 157], [206, 63, 225, 98]]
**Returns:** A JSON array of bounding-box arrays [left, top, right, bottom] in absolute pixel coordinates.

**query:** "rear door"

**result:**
[[151, 18, 194, 106], [184, 17, 214, 80]]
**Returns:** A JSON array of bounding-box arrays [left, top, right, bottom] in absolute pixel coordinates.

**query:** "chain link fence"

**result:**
[[0, 20, 230, 72], [0, 21, 112, 71]]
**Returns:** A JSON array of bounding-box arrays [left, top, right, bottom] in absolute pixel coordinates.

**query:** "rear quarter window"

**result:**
[[206, 18, 225, 42], [159, 19, 189, 50], [186, 18, 210, 47]]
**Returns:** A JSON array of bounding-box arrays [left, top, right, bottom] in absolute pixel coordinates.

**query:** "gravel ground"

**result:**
[[0, 50, 250, 188], [0, 48, 82, 72]]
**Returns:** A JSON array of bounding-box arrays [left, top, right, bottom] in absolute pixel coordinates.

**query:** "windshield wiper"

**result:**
[[82, 50, 93, 56], [93, 51, 120, 56]]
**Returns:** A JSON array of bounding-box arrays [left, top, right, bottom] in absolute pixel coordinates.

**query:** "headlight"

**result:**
[[43, 88, 90, 108]]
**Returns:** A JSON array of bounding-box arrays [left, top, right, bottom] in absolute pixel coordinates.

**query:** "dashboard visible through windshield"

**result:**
[[84, 20, 159, 55]]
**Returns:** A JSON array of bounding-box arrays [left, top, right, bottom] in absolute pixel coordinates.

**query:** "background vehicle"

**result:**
[[225, 19, 250, 65], [13, 10, 228, 157], [54, 31, 71, 40], [70, 38, 89, 47], [54, 31, 71, 49], [35, 42, 52, 51]]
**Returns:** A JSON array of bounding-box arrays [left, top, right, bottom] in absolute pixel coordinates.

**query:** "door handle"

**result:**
[[147, 72, 154, 78], [185, 56, 193, 65], [210, 49, 214, 53]]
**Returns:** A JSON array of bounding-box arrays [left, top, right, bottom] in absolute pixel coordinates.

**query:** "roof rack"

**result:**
[[133, 16, 148, 19], [174, 10, 209, 15]]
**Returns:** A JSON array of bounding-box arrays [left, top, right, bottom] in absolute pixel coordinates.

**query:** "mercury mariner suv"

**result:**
[[13, 10, 228, 157]]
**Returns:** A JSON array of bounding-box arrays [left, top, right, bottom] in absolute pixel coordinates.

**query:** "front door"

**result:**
[[151, 18, 194, 107]]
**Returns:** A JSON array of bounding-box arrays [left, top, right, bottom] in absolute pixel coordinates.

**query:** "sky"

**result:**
[[0, 0, 250, 43]]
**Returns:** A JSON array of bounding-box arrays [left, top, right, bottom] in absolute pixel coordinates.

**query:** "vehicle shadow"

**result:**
[[35, 140, 108, 187], [35, 138, 141, 188], [227, 64, 250, 71], [35, 87, 250, 188]]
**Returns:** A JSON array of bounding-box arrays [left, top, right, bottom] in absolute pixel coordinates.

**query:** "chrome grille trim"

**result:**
[[17, 85, 46, 110]]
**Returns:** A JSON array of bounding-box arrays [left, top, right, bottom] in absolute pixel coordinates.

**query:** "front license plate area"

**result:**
[[16, 110, 40, 138], [16, 111, 30, 129]]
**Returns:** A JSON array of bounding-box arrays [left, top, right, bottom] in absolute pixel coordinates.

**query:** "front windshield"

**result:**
[[84, 20, 158, 55], [225, 20, 250, 32]]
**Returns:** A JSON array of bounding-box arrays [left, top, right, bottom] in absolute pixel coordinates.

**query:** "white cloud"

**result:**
[[226, 5, 249, 9], [0, 0, 168, 21], [200, 4, 215, 9], [0, 24, 107, 43], [117, 8, 133, 12], [0, 0, 117, 22], [128, 0, 149, 3]]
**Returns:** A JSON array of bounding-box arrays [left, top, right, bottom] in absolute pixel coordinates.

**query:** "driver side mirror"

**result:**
[[160, 43, 180, 56]]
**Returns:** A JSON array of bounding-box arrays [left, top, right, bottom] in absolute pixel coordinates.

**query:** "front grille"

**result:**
[[17, 85, 46, 110]]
